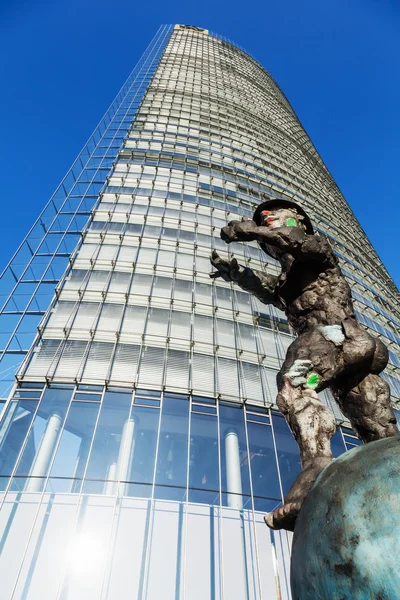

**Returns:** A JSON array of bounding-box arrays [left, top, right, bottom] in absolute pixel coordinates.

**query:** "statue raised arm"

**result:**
[[210, 198, 398, 532]]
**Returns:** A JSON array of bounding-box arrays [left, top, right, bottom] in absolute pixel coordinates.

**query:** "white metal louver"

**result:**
[[165, 349, 190, 390], [217, 357, 240, 399], [122, 305, 147, 336], [173, 278, 193, 302], [76, 243, 98, 260], [87, 270, 110, 292], [215, 285, 233, 311], [70, 302, 100, 333], [216, 318, 236, 350], [137, 346, 165, 388], [96, 303, 124, 333], [170, 311, 191, 341], [146, 308, 169, 337], [237, 322, 258, 354], [62, 270, 87, 290], [81, 341, 114, 381], [23, 339, 63, 378], [192, 353, 215, 395], [193, 314, 214, 346], [263, 367, 279, 404], [110, 343, 140, 384], [46, 302, 76, 330], [54, 340, 88, 379], [241, 361, 264, 404], [130, 274, 152, 297], [108, 272, 131, 294]]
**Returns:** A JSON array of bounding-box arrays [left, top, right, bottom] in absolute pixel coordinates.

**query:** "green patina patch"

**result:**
[[286, 217, 297, 227], [306, 372, 320, 389]]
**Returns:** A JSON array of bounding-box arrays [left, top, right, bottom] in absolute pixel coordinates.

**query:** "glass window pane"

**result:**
[[47, 401, 101, 493], [154, 394, 189, 500], [126, 405, 160, 498], [11, 387, 72, 491], [246, 421, 281, 511], [189, 412, 219, 504], [0, 400, 37, 489], [271, 413, 301, 497], [83, 391, 132, 494], [219, 403, 251, 506]]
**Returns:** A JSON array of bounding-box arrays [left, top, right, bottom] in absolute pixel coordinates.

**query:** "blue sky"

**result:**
[[0, 0, 399, 288]]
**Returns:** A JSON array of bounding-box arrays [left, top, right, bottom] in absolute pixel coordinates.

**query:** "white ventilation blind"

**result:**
[[237, 323, 257, 353], [241, 361, 264, 404], [137, 346, 165, 387], [177, 252, 194, 271], [137, 247, 157, 266], [82, 341, 114, 381], [146, 307, 169, 338], [259, 327, 276, 356], [117, 245, 138, 264], [217, 357, 240, 399], [63, 270, 87, 290], [193, 314, 213, 345], [194, 255, 211, 274], [47, 302, 76, 330], [110, 343, 140, 383], [77, 244, 98, 260], [234, 290, 252, 315], [194, 281, 213, 307], [165, 349, 190, 390], [152, 276, 172, 300], [131, 274, 153, 297], [192, 353, 215, 395], [97, 245, 119, 262], [24, 339, 63, 377], [157, 250, 175, 268], [173, 278, 193, 302], [109, 271, 131, 294], [263, 367, 279, 404], [54, 340, 88, 379], [96, 303, 124, 332], [216, 318, 235, 350], [71, 302, 99, 332], [121, 305, 147, 336], [215, 285, 233, 311], [87, 270, 109, 292], [170, 310, 191, 341]]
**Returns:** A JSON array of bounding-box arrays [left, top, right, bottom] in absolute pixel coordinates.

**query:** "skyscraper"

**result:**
[[0, 24, 399, 599]]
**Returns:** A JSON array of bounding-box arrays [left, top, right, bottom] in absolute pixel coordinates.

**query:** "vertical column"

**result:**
[[26, 412, 63, 492], [224, 428, 243, 509], [104, 417, 136, 496]]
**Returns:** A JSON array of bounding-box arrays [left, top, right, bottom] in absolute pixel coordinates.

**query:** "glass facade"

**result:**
[[0, 23, 399, 599]]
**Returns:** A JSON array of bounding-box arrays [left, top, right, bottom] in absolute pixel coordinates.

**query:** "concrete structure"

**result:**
[[0, 24, 399, 599]]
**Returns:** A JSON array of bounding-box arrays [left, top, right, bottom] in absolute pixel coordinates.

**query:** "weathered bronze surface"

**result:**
[[290, 436, 400, 600], [210, 199, 398, 531]]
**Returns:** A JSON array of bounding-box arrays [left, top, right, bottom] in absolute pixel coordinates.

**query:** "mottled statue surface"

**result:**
[[210, 199, 398, 532]]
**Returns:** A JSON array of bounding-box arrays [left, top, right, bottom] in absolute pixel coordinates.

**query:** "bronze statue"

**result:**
[[210, 199, 398, 532]]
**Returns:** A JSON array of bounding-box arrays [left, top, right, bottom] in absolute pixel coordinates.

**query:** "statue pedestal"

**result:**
[[291, 436, 400, 600]]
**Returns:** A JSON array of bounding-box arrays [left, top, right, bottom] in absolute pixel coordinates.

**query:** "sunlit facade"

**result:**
[[0, 24, 399, 599]]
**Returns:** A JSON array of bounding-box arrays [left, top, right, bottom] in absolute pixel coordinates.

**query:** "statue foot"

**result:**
[[264, 457, 332, 532]]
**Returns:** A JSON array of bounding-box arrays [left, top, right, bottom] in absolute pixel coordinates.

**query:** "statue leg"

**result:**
[[265, 331, 338, 532], [333, 374, 398, 443], [333, 328, 398, 442]]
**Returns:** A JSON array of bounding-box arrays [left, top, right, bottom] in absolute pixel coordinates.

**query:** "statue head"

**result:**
[[253, 199, 313, 258]]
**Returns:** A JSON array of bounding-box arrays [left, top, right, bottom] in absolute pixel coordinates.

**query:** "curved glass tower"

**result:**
[[0, 24, 399, 599]]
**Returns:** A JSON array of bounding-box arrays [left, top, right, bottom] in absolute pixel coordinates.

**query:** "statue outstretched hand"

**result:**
[[209, 250, 244, 282], [220, 217, 258, 244]]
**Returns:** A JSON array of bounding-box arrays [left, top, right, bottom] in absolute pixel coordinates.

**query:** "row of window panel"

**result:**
[[44, 301, 292, 356], [23, 339, 283, 402], [0, 386, 353, 506]]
